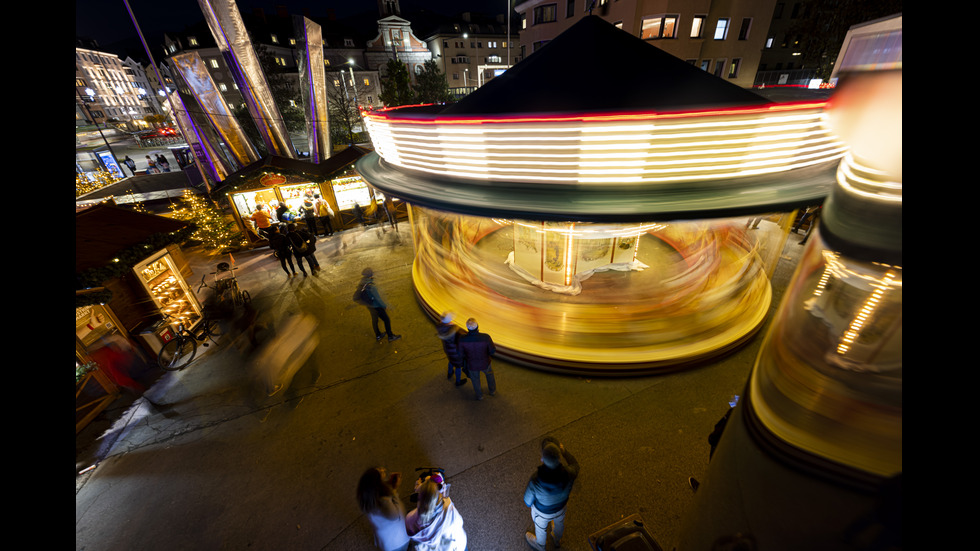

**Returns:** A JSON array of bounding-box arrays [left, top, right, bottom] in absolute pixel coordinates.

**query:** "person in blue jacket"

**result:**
[[523, 437, 580, 551], [358, 268, 401, 343]]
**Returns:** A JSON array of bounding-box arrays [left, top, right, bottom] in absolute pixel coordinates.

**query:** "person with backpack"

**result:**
[[268, 226, 300, 277], [355, 268, 401, 343], [287, 223, 319, 275]]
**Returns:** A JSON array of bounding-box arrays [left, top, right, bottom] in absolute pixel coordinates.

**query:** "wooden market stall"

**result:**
[[214, 146, 406, 247], [75, 202, 195, 433]]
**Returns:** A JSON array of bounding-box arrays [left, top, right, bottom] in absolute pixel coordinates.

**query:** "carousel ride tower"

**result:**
[[358, 16, 848, 375]]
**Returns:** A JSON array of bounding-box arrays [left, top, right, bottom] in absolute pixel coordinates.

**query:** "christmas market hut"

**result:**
[[76, 203, 196, 432], [214, 145, 403, 247]]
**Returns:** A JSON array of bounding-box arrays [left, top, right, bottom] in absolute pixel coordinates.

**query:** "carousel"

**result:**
[[358, 16, 848, 375]]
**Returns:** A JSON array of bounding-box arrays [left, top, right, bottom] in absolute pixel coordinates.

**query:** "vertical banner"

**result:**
[[170, 52, 261, 171], [197, 0, 297, 158], [169, 88, 235, 183], [294, 15, 331, 163]]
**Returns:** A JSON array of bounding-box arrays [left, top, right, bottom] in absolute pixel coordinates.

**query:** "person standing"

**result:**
[[357, 467, 411, 551], [313, 193, 335, 236], [268, 225, 300, 277], [301, 192, 319, 237], [523, 437, 580, 551], [458, 318, 496, 400], [275, 201, 290, 230], [437, 313, 467, 387], [288, 223, 320, 275], [145, 155, 160, 173], [156, 154, 171, 172], [250, 204, 276, 240], [123, 156, 137, 176], [357, 268, 401, 342]]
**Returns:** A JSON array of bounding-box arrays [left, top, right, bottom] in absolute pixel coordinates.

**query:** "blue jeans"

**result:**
[[468, 366, 496, 398]]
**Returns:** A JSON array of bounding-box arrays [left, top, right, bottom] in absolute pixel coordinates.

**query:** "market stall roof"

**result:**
[[76, 203, 190, 274], [439, 15, 772, 116], [211, 145, 372, 194]]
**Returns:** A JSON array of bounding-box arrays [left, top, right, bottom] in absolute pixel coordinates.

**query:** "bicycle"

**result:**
[[198, 261, 251, 319], [157, 312, 222, 371]]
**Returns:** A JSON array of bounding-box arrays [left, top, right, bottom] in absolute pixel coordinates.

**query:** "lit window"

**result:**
[[729, 58, 741, 78], [691, 16, 706, 38], [209, 59, 219, 69], [363, 78, 370, 86], [188, 37, 199, 46], [521, 13, 527, 30], [271, 34, 279, 44], [641, 15, 679, 39], [714, 18, 729, 40], [765, 37, 774, 48]]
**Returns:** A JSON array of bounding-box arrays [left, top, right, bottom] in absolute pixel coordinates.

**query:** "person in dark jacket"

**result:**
[[437, 312, 467, 387], [358, 268, 401, 343], [287, 223, 319, 275], [523, 437, 580, 551], [458, 318, 495, 400], [301, 193, 319, 237], [268, 226, 300, 277]]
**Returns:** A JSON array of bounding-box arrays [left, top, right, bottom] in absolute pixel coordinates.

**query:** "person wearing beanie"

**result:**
[[437, 312, 467, 387], [357, 268, 401, 343], [523, 437, 580, 551], [457, 318, 496, 400]]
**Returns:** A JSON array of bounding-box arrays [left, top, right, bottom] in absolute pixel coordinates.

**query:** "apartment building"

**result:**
[[75, 45, 159, 130], [422, 12, 522, 98], [514, 0, 777, 89]]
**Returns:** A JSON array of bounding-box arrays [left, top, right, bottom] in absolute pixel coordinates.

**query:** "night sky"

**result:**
[[77, 0, 514, 57]]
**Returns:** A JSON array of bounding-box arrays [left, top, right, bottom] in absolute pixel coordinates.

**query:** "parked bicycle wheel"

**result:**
[[241, 290, 252, 304], [158, 335, 197, 371]]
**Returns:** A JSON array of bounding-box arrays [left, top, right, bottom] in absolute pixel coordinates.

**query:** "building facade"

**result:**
[[76, 45, 159, 130], [422, 12, 522, 98], [514, 0, 777, 89]]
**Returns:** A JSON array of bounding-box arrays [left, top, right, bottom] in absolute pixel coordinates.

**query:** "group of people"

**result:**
[[267, 223, 321, 277], [358, 437, 579, 551], [119, 154, 171, 176]]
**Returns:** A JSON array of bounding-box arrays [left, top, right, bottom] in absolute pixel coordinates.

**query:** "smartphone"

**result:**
[[729, 395, 740, 408]]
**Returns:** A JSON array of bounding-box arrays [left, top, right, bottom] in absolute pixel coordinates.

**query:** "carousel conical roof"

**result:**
[[441, 15, 771, 116], [357, 16, 845, 221]]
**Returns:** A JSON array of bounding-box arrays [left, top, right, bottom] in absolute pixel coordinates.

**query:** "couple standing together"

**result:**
[[437, 313, 496, 401]]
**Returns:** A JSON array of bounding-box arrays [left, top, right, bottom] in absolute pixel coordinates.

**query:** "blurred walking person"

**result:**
[[355, 268, 401, 343], [358, 467, 411, 551]]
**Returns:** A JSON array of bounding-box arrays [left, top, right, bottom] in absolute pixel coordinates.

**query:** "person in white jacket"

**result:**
[[406, 478, 467, 551]]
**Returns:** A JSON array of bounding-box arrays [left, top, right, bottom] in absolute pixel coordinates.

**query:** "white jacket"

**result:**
[[407, 498, 467, 551]]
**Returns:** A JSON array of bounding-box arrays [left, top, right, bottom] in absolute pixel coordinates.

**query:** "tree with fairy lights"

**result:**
[[171, 190, 245, 252]]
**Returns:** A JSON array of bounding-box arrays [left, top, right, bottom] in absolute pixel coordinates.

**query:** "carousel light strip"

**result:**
[[837, 270, 897, 356], [836, 153, 903, 203], [363, 104, 845, 184]]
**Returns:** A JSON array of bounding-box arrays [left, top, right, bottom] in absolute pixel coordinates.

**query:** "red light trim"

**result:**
[[363, 101, 829, 126]]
